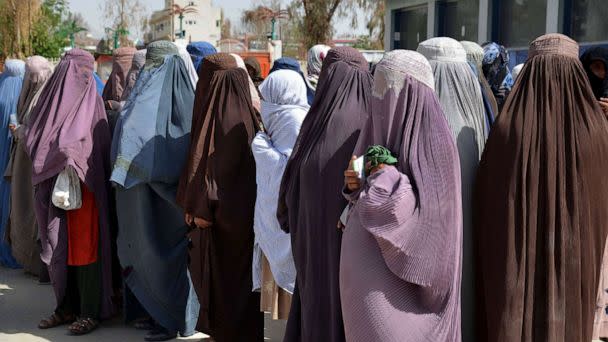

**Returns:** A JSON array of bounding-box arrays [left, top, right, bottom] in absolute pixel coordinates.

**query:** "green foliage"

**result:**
[[31, 0, 69, 58]]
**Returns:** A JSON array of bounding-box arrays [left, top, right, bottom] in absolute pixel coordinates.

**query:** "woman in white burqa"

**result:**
[[251, 69, 310, 319]]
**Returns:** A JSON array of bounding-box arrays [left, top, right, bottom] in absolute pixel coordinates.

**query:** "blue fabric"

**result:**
[[111, 44, 198, 334], [111, 54, 194, 188], [94, 72, 105, 96], [270, 57, 315, 105], [0, 60, 25, 268], [482, 42, 514, 93], [186, 41, 216, 72]]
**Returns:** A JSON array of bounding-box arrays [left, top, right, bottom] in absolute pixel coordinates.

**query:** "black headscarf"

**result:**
[[581, 46, 608, 100]]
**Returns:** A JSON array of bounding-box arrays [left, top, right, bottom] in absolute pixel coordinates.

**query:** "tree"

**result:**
[[242, 6, 289, 40], [220, 10, 232, 39], [30, 0, 68, 58], [288, 0, 384, 49], [60, 19, 86, 48], [298, 0, 343, 48], [100, 0, 149, 43]]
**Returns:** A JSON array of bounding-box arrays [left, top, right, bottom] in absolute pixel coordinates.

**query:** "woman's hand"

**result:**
[[8, 124, 17, 134], [599, 98, 608, 116], [194, 217, 213, 229], [185, 213, 193, 226], [344, 156, 361, 192], [366, 161, 386, 175]]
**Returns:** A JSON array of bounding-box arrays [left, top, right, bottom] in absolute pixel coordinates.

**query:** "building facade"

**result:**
[[385, 0, 608, 66], [147, 0, 221, 45]]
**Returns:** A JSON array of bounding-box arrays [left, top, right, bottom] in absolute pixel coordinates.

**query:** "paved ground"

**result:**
[[0, 268, 285, 341]]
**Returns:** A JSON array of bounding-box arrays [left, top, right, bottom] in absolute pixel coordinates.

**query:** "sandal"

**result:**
[[38, 312, 75, 329], [68, 317, 99, 335]]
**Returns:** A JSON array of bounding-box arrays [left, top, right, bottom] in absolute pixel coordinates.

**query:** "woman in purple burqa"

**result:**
[[340, 50, 462, 341], [25, 48, 113, 334], [277, 46, 373, 342]]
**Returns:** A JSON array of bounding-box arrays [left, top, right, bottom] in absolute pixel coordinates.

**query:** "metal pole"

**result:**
[[179, 14, 184, 38], [271, 18, 276, 40]]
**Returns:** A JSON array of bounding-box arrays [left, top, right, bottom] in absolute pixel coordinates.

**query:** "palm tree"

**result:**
[[61, 20, 86, 48], [164, 3, 198, 40], [243, 6, 289, 40]]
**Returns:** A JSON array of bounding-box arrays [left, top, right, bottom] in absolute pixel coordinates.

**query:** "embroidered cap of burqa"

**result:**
[[475, 33, 608, 342], [25, 48, 114, 318], [176, 53, 263, 341], [277, 47, 373, 342], [5, 56, 52, 275]]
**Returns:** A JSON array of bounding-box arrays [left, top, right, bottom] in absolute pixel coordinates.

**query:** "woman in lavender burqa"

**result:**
[[26, 49, 114, 335], [340, 50, 462, 342]]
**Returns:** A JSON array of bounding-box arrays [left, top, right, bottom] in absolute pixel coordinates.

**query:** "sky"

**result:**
[[68, 0, 366, 39]]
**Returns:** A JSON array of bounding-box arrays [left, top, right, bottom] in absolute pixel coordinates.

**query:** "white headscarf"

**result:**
[[306, 44, 331, 88], [251, 69, 309, 293], [176, 43, 199, 88], [512, 63, 524, 81], [231, 53, 261, 111]]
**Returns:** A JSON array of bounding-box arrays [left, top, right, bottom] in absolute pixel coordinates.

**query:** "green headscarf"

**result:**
[[365, 145, 398, 169]]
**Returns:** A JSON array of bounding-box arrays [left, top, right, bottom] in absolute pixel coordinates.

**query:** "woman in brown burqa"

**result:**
[[474, 33, 608, 342], [177, 53, 263, 341], [277, 47, 373, 342]]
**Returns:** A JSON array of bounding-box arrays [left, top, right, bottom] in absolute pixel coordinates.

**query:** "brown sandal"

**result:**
[[38, 312, 76, 329], [68, 317, 99, 335]]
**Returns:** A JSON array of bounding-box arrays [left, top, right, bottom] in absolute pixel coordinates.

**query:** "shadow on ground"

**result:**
[[0, 268, 285, 341]]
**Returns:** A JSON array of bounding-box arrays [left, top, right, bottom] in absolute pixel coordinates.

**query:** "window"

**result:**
[[566, 0, 608, 42], [393, 5, 428, 50], [188, 1, 195, 6], [437, 0, 479, 41], [216, 20, 221, 27], [494, 0, 547, 47]]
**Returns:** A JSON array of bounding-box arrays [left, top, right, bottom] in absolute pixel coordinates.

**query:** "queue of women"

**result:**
[[1, 32, 608, 342]]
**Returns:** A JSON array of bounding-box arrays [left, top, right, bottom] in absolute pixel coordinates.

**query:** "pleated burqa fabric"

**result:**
[[102, 47, 136, 107], [110, 41, 198, 334], [120, 49, 146, 103], [475, 33, 608, 342], [0, 59, 24, 269], [5, 56, 52, 275], [102, 47, 136, 132], [277, 47, 373, 342], [461, 41, 499, 130], [340, 50, 463, 342], [417, 37, 486, 342], [176, 43, 199, 88], [25, 49, 114, 318], [176, 53, 263, 341]]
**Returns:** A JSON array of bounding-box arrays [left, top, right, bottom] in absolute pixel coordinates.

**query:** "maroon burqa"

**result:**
[[25, 48, 114, 318], [102, 47, 136, 108], [277, 47, 373, 342], [475, 34, 608, 342], [177, 53, 263, 341]]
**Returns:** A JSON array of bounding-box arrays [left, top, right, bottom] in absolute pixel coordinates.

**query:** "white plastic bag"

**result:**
[[52, 166, 82, 211]]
